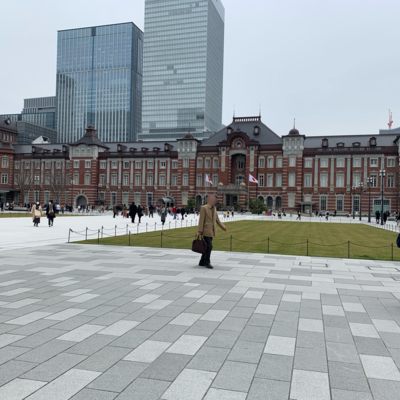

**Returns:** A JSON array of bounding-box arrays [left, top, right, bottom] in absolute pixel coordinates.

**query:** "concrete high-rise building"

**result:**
[[139, 0, 225, 141], [1, 96, 56, 132], [56, 23, 143, 143]]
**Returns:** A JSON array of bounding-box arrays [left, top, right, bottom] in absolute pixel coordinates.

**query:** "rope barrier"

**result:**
[[349, 242, 391, 248], [308, 241, 348, 247]]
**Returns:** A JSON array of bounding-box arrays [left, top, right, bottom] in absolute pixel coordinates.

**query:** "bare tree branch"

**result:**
[[48, 168, 69, 204], [14, 172, 34, 204]]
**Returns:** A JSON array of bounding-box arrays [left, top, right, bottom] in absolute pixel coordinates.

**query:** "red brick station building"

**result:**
[[1, 115, 400, 215]]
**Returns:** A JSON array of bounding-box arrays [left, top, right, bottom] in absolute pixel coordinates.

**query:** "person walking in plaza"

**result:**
[[296, 210, 301, 221], [46, 200, 56, 227], [325, 211, 329, 221], [137, 205, 143, 223], [375, 210, 380, 224], [122, 204, 128, 218], [31, 201, 42, 227], [160, 205, 167, 226], [383, 211, 388, 225], [149, 204, 154, 218], [129, 202, 137, 223], [198, 194, 227, 269], [172, 206, 177, 219], [113, 205, 118, 218], [180, 206, 185, 221]]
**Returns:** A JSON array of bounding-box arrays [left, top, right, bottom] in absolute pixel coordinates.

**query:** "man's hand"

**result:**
[[223, 227, 227, 232], [198, 231, 202, 235]]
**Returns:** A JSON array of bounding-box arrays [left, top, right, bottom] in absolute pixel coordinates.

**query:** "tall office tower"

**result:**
[[140, 0, 225, 141], [1, 96, 56, 131], [56, 23, 143, 143]]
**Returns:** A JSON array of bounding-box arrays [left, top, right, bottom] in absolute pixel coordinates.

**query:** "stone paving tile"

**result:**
[[22, 352, 86, 381], [26, 368, 101, 400], [211, 361, 257, 392], [328, 361, 370, 392], [115, 378, 170, 400], [0, 378, 46, 400], [88, 361, 147, 392], [161, 368, 216, 400], [290, 369, 330, 400], [2, 244, 400, 399]]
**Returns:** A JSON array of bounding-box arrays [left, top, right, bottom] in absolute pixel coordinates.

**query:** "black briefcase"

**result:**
[[192, 236, 207, 254]]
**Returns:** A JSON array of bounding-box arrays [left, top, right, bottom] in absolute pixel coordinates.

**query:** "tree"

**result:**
[[14, 172, 34, 205], [185, 196, 196, 210], [248, 197, 267, 214], [49, 169, 69, 204]]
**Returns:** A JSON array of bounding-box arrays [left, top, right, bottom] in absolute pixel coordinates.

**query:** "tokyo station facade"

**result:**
[[1, 115, 400, 215]]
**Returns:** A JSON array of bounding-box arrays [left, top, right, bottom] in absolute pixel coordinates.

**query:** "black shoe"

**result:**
[[205, 264, 214, 269], [199, 262, 205, 266]]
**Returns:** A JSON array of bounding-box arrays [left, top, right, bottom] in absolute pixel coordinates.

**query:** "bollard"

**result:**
[[169, 221, 171, 230], [126, 224, 128, 235], [68, 229, 71, 243], [115, 225, 117, 237], [98, 229, 100, 244], [161, 231, 163, 248], [146, 223, 148, 232], [155, 223, 157, 232], [129, 231, 131, 246], [101, 226, 104, 238], [86, 227, 88, 241], [137, 223, 139, 234]]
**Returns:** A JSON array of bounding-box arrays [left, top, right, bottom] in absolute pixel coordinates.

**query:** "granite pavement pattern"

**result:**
[[1, 245, 400, 399]]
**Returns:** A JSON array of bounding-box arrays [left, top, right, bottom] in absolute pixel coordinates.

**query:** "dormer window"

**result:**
[[337, 142, 344, 147], [227, 127, 233, 135], [353, 142, 360, 147], [164, 143, 171, 151], [129, 147, 136, 153], [322, 138, 328, 147], [254, 126, 260, 136], [369, 137, 377, 146], [141, 147, 148, 153], [117, 144, 122, 152]]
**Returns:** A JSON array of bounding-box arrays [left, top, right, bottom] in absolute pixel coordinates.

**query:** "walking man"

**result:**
[[198, 194, 227, 269], [375, 210, 380, 224], [129, 202, 137, 223]]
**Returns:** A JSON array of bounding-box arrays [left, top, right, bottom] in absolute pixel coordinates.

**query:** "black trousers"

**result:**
[[131, 213, 136, 223], [200, 236, 213, 265]]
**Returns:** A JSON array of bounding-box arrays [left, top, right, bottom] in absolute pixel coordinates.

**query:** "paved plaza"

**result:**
[[1, 239, 400, 399]]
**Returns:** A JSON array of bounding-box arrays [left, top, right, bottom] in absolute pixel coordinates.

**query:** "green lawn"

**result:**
[[77, 220, 400, 261]]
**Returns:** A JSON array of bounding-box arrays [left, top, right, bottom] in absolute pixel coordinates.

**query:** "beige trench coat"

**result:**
[[31, 205, 43, 220], [198, 204, 226, 237]]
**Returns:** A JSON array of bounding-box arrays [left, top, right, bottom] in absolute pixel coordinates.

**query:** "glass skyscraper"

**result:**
[[56, 23, 143, 143], [140, 0, 225, 141]]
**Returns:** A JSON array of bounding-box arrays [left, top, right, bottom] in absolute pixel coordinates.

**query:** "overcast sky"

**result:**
[[1, 0, 399, 136]]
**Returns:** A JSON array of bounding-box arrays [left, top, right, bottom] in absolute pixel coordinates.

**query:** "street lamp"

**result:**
[[358, 182, 363, 221], [70, 179, 74, 211], [380, 169, 386, 226], [34, 175, 40, 203], [367, 176, 372, 223], [352, 185, 356, 219]]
